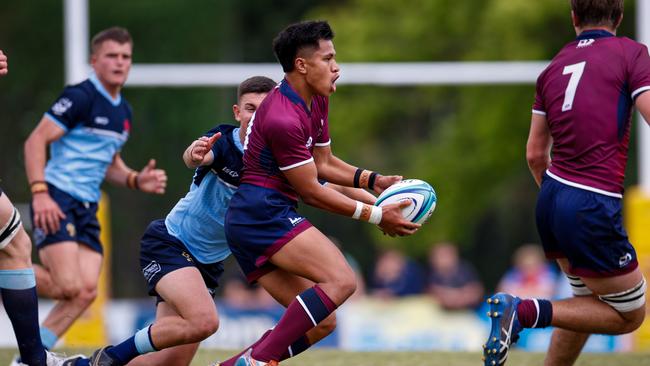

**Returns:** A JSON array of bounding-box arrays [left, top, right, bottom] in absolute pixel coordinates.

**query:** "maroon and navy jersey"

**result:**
[[241, 79, 331, 200], [533, 30, 650, 195]]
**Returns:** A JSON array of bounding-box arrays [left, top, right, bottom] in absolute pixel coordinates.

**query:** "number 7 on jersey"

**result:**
[[562, 61, 586, 112]]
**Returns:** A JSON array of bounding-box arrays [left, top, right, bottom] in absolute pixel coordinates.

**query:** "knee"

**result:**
[[620, 309, 645, 334], [332, 268, 357, 299], [186, 313, 219, 342], [58, 282, 82, 300], [74, 286, 98, 307]]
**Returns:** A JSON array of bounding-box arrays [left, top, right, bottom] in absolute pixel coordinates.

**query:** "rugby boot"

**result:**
[[482, 293, 523, 366], [235, 349, 279, 366], [10, 351, 84, 366], [85, 347, 120, 366]]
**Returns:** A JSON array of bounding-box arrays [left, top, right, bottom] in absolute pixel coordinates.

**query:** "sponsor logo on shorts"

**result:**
[[143, 261, 162, 282], [94, 116, 109, 125], [182, 251, 194, 262], [619, 252, 633, 267], [288, 216, 305, 226], [66, 223, 76, 237]]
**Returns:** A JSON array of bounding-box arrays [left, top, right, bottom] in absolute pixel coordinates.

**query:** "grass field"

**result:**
[[1, 349, 650, 366]]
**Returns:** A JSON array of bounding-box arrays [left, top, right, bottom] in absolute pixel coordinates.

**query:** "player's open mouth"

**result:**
[[331, 75, 339, 91]]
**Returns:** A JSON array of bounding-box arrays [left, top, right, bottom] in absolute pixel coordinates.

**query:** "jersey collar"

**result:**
[[279, 79, 310, 116], [89, 73, 122, 106], [576, 29, 615, 41], [232, 127, 244, 153]]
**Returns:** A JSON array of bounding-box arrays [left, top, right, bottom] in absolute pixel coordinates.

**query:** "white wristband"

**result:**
[[368, 205, 383, 225], [351, 201, 363, 220]]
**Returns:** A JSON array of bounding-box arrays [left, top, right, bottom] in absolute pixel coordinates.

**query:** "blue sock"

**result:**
[[0, 268, 47, 366], [106, 325, 157, 364], [40, 327, 58, 350]]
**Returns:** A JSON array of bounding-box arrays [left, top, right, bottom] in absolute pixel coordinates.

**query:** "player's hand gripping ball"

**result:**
[[374, 179, 436, 225]]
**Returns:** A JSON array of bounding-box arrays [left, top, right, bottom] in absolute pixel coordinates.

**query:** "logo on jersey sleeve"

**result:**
[[306, 136, 313, 149], [123, 119, 131, 133], [577, 39, 595, 48], [52, 98, 73, 116]]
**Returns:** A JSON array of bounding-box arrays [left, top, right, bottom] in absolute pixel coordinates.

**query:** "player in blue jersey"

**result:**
[[0, 50, 80, 366], [23, 27, 167, 352], [484, 1, 650, 365], [213, 21, 418, 366]]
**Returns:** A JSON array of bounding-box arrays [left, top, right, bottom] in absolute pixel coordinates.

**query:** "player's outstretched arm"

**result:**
[[24, 117, 68, 234], [0, 50, 7, 76], [526, 113, 552, 187], [182, 132, 221, 169], [283, 162, 419, 236], [105, 154, 167, 194], [313, 145, 401, 194], [328, 183, 376, 204]]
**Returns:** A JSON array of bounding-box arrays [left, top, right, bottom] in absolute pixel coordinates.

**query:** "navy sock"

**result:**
[[74, 358, 90, 366], [517, 299, 553, 328], [106, 325, 156, 365], [0, 269, 46, 366], [282, 335, 310, 360]]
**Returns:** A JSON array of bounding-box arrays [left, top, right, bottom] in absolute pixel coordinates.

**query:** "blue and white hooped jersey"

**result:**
[[44, 73, 132, 203], [165, 124, 243, 264]]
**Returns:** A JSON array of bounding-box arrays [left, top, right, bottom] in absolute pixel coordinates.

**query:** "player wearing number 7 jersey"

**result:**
[[483, 1, 650, 366]]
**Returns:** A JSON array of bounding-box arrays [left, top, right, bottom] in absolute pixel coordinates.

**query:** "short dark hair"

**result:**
[[91, 27, 133, 54], [272, 20, 334, 72], [570, 0, 624, 29], [237, 76, 276, 101]]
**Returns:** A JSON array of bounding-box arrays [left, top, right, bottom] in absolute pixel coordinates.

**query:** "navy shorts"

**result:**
[[32, 183, 102, 254], [225, 184, 312, 283], [536, 174, 637, 278], [140, 219, 224, 302]]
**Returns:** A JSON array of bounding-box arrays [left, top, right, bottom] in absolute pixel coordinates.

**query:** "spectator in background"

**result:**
[[497, 244, 557, 299], [371, 248, 424, 298], [427, 242, 483, 310]]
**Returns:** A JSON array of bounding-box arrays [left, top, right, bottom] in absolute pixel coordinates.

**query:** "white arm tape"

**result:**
[[368, 205, 382, 225], [351, 201, 363, 220]]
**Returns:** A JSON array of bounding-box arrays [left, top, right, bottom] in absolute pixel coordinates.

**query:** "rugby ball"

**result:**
[[374, 179, 437, 225]]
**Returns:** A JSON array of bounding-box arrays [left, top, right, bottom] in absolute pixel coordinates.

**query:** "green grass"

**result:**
[[2, 349, 650, 365]]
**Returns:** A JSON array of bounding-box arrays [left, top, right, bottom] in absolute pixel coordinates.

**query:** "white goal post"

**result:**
[[64, 0, 650, 193]]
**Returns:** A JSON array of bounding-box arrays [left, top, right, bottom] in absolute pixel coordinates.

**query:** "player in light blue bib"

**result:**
[[23, 27, 167, 352]]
